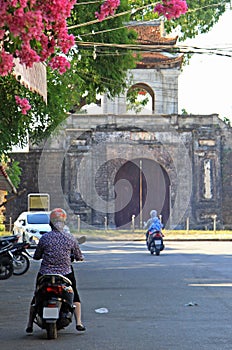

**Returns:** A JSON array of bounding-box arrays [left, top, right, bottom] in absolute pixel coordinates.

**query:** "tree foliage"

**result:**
[[0, 1, 136, 151], [68, 0, 137, 104], [129, 0, 230, 41]]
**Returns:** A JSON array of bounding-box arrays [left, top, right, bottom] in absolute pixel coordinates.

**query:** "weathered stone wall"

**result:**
[[221, 149, 232, 228], [5, 150, 42, 225]]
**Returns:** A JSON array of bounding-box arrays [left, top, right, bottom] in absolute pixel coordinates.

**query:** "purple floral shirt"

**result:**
[[33, 229, 83, 275]]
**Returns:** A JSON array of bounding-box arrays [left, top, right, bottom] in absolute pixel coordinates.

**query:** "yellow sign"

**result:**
[[28, 193, 50, 211]]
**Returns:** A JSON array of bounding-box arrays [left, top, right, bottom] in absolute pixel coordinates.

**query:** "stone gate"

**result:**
[[5, 20, 232, 230], [6, 112, 232, 230]]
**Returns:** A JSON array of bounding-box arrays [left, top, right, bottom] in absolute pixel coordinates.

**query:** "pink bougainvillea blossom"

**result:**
[[0, 50, 14, 76], [154, 0, 188, 20], [95, 0, 187, 22], [0, 0, 76, 76], [95, 0, 120, 21], [15, 95, 32, 115], [48, 55, 71, 74]]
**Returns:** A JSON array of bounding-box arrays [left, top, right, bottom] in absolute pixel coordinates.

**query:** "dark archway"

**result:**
[[114, 158, 170, 228]]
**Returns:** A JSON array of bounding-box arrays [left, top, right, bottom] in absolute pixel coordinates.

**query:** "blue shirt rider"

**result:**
[[144, 210, 163, 244]]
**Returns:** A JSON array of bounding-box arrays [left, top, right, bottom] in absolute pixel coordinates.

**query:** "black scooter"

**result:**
[[33, 274, 75, 339], [0, 242, 14, 279], [147, 231, 165, 255]]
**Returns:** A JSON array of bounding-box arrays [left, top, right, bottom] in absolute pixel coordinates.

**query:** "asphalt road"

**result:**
[[1, 241, 232, 350]]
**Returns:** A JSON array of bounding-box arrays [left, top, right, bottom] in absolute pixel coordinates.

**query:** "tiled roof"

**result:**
[[136, 52, 183, 69], [128, 21, 182, 69], [129, 23, 178, 46]]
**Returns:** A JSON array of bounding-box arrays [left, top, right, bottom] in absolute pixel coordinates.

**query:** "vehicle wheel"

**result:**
[[13, 253, 30, 275], [47, 323, 57, 339], [0, 257, 14, 280], [155, 250, 160, 256], [150, 249, 154, 255]]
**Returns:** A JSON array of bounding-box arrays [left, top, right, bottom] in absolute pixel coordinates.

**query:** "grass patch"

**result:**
[[1, 228, 232, 240], [72, 229, 232, 241]]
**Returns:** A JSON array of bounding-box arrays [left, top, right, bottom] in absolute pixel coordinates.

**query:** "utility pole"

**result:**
[[139, 159, 143, 228]]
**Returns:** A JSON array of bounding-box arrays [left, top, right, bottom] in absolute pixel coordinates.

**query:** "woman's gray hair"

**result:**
[[150, 210, 157, 218]]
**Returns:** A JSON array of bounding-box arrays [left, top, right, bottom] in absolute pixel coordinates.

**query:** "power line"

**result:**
[[75, 39, 232, 58]]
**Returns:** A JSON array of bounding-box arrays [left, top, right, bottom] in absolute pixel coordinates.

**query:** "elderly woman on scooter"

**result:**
[[26, 208, 86, 334], [144, 210, 163, 247]]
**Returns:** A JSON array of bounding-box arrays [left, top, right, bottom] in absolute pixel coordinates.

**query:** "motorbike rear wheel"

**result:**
[[0, 256, 14, 280], [47, 323, 57, 339], [13, 252, 30, 275]]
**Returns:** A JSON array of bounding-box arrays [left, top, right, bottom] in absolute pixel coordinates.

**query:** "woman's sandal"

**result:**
[[76, 324, 86, 331], [26, 326, 33, 333]]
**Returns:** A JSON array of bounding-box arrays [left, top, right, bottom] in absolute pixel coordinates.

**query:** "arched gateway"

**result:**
[[114, 158, 170, 228]]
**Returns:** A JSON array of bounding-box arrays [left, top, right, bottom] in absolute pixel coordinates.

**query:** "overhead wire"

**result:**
[[74, 39, 232, 58]]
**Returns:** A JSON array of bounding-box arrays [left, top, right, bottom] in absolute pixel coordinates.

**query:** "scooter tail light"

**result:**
[[46, 285, 63, 294], [155, 233, 162, 238], [47, 302, 58, 308]]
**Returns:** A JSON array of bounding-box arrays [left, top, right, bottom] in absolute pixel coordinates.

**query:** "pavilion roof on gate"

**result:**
[[128, 21, 183, 69]]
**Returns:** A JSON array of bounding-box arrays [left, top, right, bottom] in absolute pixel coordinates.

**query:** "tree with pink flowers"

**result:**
[[0, 0, 76, 76], [0, 0, 136, 156]]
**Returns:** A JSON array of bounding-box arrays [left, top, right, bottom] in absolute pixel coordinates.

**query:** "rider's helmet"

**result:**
[[50, 208, 67, 224], [150, 210, 157, 218]]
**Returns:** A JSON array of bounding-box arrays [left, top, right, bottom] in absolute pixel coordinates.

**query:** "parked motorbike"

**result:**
[[11, 241, 31, 275], [0, 235, 31, 275], [33, 274, 75, 339], [0, 234, 19, 247], [147, 231, 164, 255], [0, 242, 14, 280]]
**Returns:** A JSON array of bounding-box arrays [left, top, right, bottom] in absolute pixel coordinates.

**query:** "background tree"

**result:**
[[67, 0, 138, 110], [0, 0, 137, 155], [129, 0, 230, 41]]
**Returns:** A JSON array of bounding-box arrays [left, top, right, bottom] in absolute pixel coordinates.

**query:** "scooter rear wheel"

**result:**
[[150, 248, 154, 255], [0, 256, 13, 280], [47, 323, 57, 339]]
